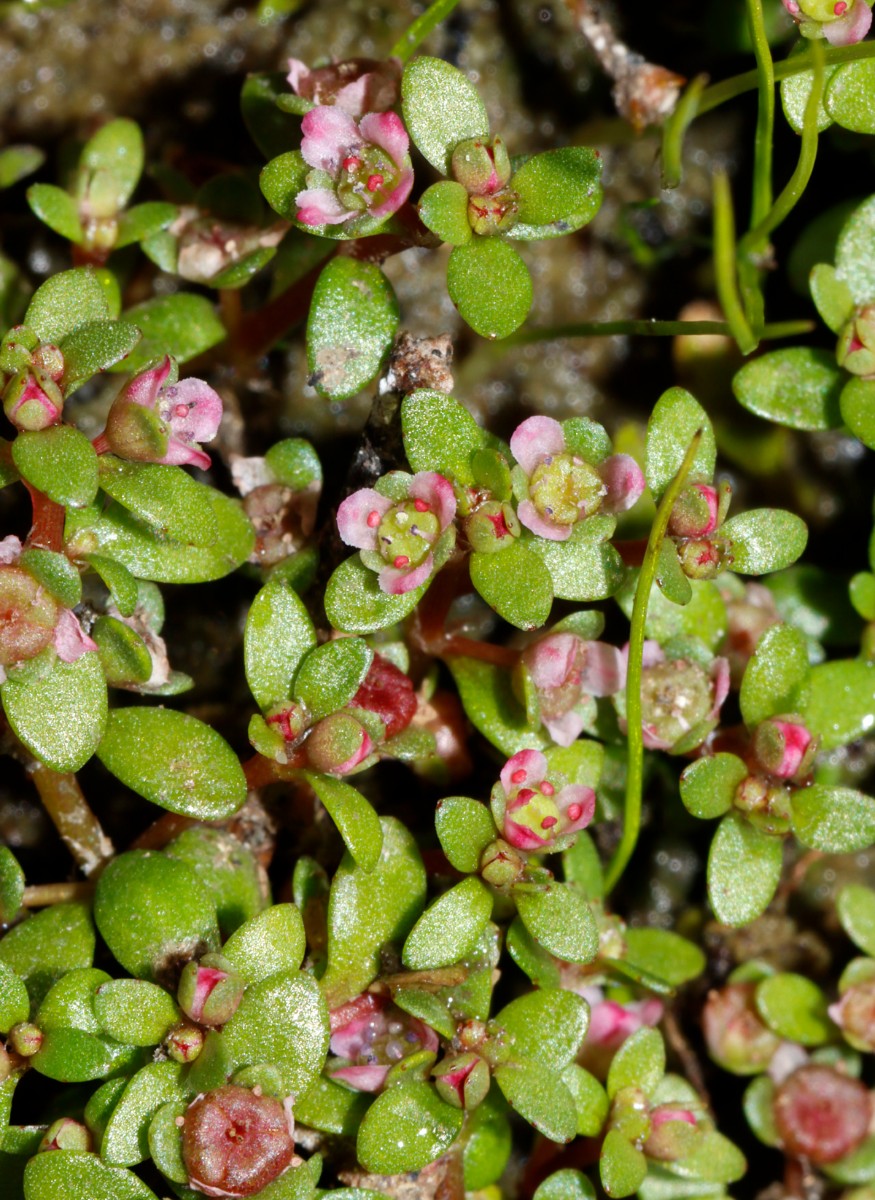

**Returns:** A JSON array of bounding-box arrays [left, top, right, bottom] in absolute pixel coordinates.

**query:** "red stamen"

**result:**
[[835, 1, 847, 12], [541, 816, 558, 829], [343, 156, 362, 172], [174, 403, 189, 419], [367, 510, 381, 528], [414, 499, 429, 513], [567, 803, 583, 821], [366, 174, 384, 192], [517, 788, 535, 802], [511, 768, 527, 784], [393, 555, 410, 568], [540, 781, 555, 796]]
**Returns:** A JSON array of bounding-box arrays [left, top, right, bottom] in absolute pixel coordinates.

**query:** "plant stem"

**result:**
[[746, 0, 775, 228], [504, 318, 812, 344], [390, 0, 464, 62], [30, 764, 115, 877], [604, 431, 703, 895], [713, 170, 758, 355], [22, 881, 94, 907], [661, 72, 709, 189], [24, 484, 66, 553]]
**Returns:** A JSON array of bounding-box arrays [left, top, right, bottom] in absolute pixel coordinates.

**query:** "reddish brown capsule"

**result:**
[[774, 1064, 872, 1165], [182, 1085, 296, 1197]]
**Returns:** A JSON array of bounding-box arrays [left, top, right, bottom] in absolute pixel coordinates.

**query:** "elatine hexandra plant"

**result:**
[[1, 2, 875, 1199]]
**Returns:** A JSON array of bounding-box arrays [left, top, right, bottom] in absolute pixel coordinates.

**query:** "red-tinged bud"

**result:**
[[774, 1064, 872, 1165], [479, 838, 526, 888], [668, 484, 719, 539], [8, 1021, 42, 1057], [166, 1022, 205, 1063], [702, 983, 782, 1075], [0, 325, 39, 375], [451, 136, 513, 196], [31, 343, 65, 383], [305, 711, 373, 775], [467, 190, 519, 236], [829, 978, 875, 1051], [0, 566, 60, 668], [104, 394, 170, 462], [264, 701, 308, 744], [3, 370, 63, 431], [643, 1105, 699, 1162], [39, 1118, 93, 1153], [182, 1085, 296, 1198], [752, 717, 818, 780], [465, 501, 521, 553], [610, 1086, 652, 1143], [733, 775, 793, 827], [178, 954, 244, 1027], [350, 653, 417, 740], [838, 306, 875, 377], [677, 536, 725, 580], [457, 1019, 489, 1053], [432, 1052, 490, 1110]]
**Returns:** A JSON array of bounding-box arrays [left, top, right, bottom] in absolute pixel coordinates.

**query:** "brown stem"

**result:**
[[30, 764, 115, 877], [242, 750, 307, 789], [219, 288, 243, 339], [233, 260, 329, 364], [25, 483, 66, 553], [441, 636, 519, 668], [22, 881, 95, 907], [128, 811, 196, 852]]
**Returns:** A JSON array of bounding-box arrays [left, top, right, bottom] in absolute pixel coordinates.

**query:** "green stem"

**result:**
[[661, 73, 710, 189], [505, 318, 812, 344], [30, 765, 114, 878], [747, 0, 775, 228], [604, 432, 703, 896], [390, 0, 464, 62], [713, 170, 758, 355]]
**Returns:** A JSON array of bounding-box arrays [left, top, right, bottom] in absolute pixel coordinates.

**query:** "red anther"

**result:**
[[517, 788, 535, 802], [174, 403, 189, 419], [511, 768, 527, 784], [541, 816, 558, 829], [342, 156, 362, 171], [540, 781, 555, 796], [414, 499, 430, 512], [567, 803, 583, 821], [366, 174, 384, 192], [393, 555, 410, 568], [835, 1, 848, 12], [366, 510, 381, 528]]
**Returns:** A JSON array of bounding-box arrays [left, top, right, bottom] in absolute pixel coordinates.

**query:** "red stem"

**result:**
[[25, 483, 66, 552]]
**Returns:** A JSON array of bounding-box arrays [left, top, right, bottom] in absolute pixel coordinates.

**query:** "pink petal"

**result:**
[[414, 1018, 440, 1055], [824, 0, 872, 43], [295, 187, 353, 226], [359, 111, 409, 168], [369, 167, 415, 221], [330, 994, 384, 1037], [409, 472, 457, 531], [500, 748, 547, 795], [527, 633, 579, 691], [330, 1064, 390, 1092], [599, 454, 645, 514], [543, 709, 586, 747], [160, 439, 212, 471], [587, 1000, 642, 1048], [708, 656, 731, 720], [378, 554, 433, 595], [53, 609, 97, 663], [337, 489, 392, 550], [300, 106, 362, 173], [517, 499, 572, 541], [0, 535, 22, 565], [125, 356, 173, 410], [504, 818, 550, 851], [334, 76, 370, 116], [287, 58, 310, 93], [650, 1107, 697, 1131], [332, 727, 374, 775], [510, 415, 566, 476], [642, 640, 666, 669], [557, 784, 595, 831], [581, 641, 624, 697], [163, 378, 223, 443]]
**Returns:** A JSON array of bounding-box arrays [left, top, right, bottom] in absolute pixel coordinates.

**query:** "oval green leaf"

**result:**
[[447, 239, 532, 339], [732, 347, 843, 430], [402, 876, 493, 969], [707, 813, 782, 927]]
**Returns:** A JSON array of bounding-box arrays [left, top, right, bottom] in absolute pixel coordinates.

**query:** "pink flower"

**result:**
[[618, 641, 730, 753], [103, 357, 222, 471], [328, 994, 439, 1093], [509, 416, 644, 542], [287, 57, 401, 117], [586, 994, 665, 1051], [295, 107, 414, 228], [492, 748, 595, 852], [519, 632, 623, 746], [667, 484, 719, 540], [337, 471, 456, 595], [752, 717, 818, 781], [782, 0, 872, 44]]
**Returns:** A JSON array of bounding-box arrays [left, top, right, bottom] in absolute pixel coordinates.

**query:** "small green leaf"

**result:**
[[23, 1150, 160, 1200], [293, 638, 373, 721], [0, 902, 94, 1007], [93, 850, 219, 981], [401, 57, 490, 173], [462, 1087, 512, 1189], [739, 622, 810, 727], [82, 119, 144, 209], [835, 194, 875, 304], [497, 987, 589, 1070], [402, 877, 493, 969], [303, 772, 383, 872], [447, 239, 532, 339], [525, 514, 624, 601], [0, 144, 44, 189], [823, 1133, 875, 1185], [17, 548, 81, 608], [471, 541, 553, 629], [810, 262, 856, 333], [114, 294, 226, 372], [401, 389, 487, 485], [600, 1129, 648, 1198], [535, 1169, 595, 1200], [434, 795, 496, 873], [645, 387, 715, 498], [447, 656, 549, 755], [2, 648, 107, 773], [825, 60, 875, 133], [837, 884, 875, 956], [655, 538, 692, 606], [841, 376, 875, 450], [805, 658, 875, 749], [27, 183, 83, 243], [82, 553, 139, 616], [494, 1061, 578, 1144], [34, 968, 138, 1083], [0, 961, 29, 1033], [512, 147, 602, 227], [165, 825, 266, 937], [562, 1064, 610, 1137], [418, 180, 472, 245], [733, 347, 843, 431], [306, 259, 399, 400], [91, 615, 152, 684], [12, 426, 98, 508], [97, 460, 220, 547], [755, 973, 832, 1045], [607, 1027, 665, 1099], [245, 578, 316, 711], [791, 784, 875, 853], [622, 928, 706, 988], [260, 150, 309, 220], [514, 884, 599, 964], [615, 573, 728, 652], [60, 321, 141, 394], [97, 708, 246, 820], [24, 268, 110, 343], [680, 753, 747, 820], [707, 814, 782, 927], [357, 1081, 464, 1173], [0, 847, 25, 926], [94, 980, 180, 1046], [722, 508, 809, 575], [294, 1075, 371, 1138], [325, 555, 427, 635], [561, 831, 604, 900], [115, 202, 177, 250], [222, 904, 306, 986], [241, 72, 303, 159], [102, 1060, 187, 1166]]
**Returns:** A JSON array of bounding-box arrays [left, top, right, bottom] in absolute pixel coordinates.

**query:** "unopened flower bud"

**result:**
[[610, 1086, 652, 1143], [480, 838, 526, 888], [702, 983, 782, 1074], [774, 1064, 872, 1164], [166, 1021, 205, 1063], [733, 775, 793, 830], [265, 702, 308, 744], [39, 1118, 93, 1153], [432, 1052, 490, 1109], [0, 325, 39, 375], [752, 717, 818, 780], [451, 136, 513, 196], [3, 370, 63, 431], [9, 1021, 42, 1057], [677, 537, 725, 580], [456, 1019, 489, 1053], [182, 1085, 296, 1198], [305, 711, 373, 775], [31, 344, 65, 383], [829, 978, 875, 1051], [838, 307, 875, 376], [467, 190, 519, 236], [465, 502, 520, 552], [668, 484, 719, 539], [104, 394, 170, 462], [178, 954, 244, 1027], [351, 653, 417, 740], [643, 1106, 699, 1162]]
